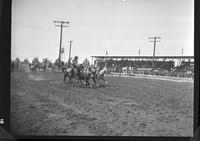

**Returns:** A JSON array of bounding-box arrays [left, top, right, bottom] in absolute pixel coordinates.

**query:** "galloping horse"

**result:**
[[64, 65, 110, 87], [91, 67, 110, 86], [63, 64, 83, 83], [76, 67, 94, 87]]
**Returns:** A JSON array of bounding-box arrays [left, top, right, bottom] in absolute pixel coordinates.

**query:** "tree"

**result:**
[[42, 58, 48, 66], [14, 57, 21, 70], [54, 58, 60, 66], [14, 57, 20, 64], [48, 60, 52, 68], [42, 58, 48, 64], [31, 57, 40, 71], [11, 60, 15, 72], [42, 58, 52, 68], [82, 58, 90, 67], [32, 57, 40, 65], [23, 58, 29, 64]]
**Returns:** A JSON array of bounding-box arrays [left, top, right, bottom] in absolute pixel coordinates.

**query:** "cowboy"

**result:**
[[96, 66, 100, 72], [91, 65, 96, 72], [83, 66, 90, 74], [72, 56, 79, 74]]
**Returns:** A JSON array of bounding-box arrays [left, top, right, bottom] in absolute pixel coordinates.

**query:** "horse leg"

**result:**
[[102, 77, 107, 85], [64, 73, 69, 83], [69, 77, 72, 83], [77, 76, 81, 84], [93, 77, 99, 86], [104, 79, 108, 85], [77, 78, 82, 85], [101, 74, 107, 84], [86, 80, 92, 87], [85, 79, 88, 85], [64, 73, 66, 83], [92, 77, 96, 84]]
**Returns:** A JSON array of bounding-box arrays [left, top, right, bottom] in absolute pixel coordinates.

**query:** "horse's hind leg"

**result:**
[[86, 79, 92, 87], [63, 73, 67, 83], [102, 77, 107, 85], [84, 79, 88, 85], [77, 79, 82, 85], [93, 78, 99, 86], [69, 77, 72, 83]]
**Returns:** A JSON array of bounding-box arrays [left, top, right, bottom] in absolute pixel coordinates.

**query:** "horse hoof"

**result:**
[[96, 84, 99, 87]]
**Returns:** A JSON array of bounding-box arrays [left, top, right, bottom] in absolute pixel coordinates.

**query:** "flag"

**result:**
[[139, 49, 140, 55], [106, 50, 108, 55]]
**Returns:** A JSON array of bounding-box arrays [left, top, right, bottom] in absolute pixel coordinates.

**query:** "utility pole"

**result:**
[[105, 50, 108, 69], [53, 21, 69, 64], [68, 41, 73, 63], [149, 36, 161, 68], [181, 48, 184, 65], [139, 48, 140, 56], [181, 48, 183, 56]]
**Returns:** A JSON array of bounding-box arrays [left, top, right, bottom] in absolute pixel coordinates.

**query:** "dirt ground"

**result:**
[[10, 71, 193, 136]]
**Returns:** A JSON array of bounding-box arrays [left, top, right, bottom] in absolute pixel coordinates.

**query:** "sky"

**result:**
[[11, 0, 194, 63]]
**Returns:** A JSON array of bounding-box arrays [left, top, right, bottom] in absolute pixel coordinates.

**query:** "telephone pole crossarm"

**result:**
[[53, 21, 70, 24], [55, 25, 69, 27]]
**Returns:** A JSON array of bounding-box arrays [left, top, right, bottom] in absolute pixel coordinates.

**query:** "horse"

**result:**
[[76, 68, 92, 86], [122, 67, 128, 74], [76, 67, 98, 87], [30, 63, 40, 72], [91, 67, 110, 86], [63, 64, 83, 83], [63, 68, 76, 83]]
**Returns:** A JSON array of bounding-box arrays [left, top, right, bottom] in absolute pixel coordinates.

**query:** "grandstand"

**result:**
[[91, 55, 194, 78]]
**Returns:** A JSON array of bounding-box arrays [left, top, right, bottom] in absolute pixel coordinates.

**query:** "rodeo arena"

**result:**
[[10, 49, 194, 136], [10, 19, 194, 136]]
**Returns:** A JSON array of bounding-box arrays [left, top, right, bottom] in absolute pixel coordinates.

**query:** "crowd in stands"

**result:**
[[96, 59, 194, 78]]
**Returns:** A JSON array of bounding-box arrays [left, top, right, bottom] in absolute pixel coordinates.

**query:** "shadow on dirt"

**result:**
[[63, 82, 115, 89]]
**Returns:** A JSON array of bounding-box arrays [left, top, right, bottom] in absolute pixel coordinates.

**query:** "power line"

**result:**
[[53, 20, 69, 64], [149, 36, 161, 68]]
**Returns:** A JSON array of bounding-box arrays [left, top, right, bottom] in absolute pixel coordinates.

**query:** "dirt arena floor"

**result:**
[[10, 71, 193, 136]]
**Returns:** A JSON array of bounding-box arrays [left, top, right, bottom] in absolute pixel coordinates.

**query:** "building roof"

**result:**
[[91, 55, 194, 59]]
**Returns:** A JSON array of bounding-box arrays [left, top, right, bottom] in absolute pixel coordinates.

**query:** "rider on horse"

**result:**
[[72, 56, 79, 74]]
